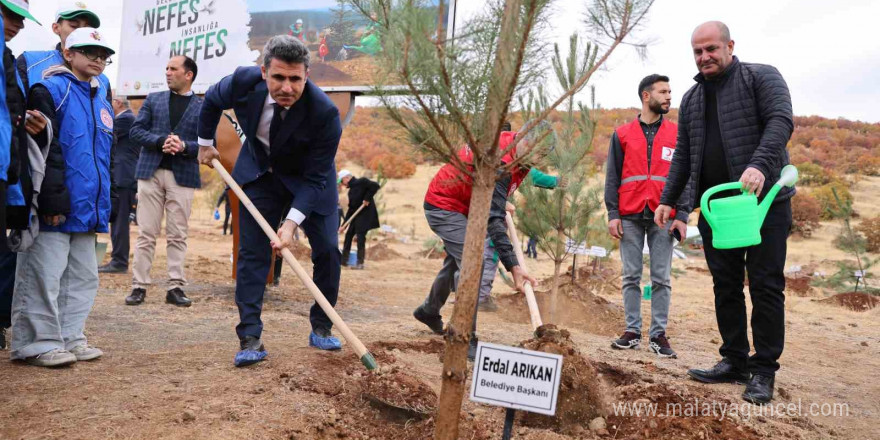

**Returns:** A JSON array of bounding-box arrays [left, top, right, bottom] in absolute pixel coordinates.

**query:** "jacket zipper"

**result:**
[[714, 84, 736, 184], [90, 87, 101, 229]]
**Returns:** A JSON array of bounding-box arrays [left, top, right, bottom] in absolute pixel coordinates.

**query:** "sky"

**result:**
[[9, 0, 879, 123]]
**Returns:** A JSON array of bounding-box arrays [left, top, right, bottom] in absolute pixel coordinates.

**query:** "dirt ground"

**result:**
[[1, 170, 878, 439]]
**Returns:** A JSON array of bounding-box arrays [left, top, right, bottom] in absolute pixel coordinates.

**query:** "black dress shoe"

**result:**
[[687, 358, 750, 384], [125, 288, 146, 305], [98, 263, 127, 274], [413, 306, 444, 334], [742, 374, 774, 404], [166, 288, 192, 307]]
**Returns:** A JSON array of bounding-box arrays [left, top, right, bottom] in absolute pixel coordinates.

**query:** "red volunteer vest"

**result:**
[[425, 131, 530, 216], [616, 118, 678, 217]]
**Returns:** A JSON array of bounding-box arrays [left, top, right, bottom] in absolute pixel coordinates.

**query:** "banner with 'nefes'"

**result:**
[[117, 0, 258, 96], [118, 0, 455, 95]]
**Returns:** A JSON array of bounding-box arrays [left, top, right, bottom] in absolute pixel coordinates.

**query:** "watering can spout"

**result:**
[[758, 165, 799, 220]]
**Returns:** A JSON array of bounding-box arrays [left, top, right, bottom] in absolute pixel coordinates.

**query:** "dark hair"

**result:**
[[638, 74, 669, 101], [501, 121, 512, 131], [180, 56, 198, 82], [263, 35, 310, 70]]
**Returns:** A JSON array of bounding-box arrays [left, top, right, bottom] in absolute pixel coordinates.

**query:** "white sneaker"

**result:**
[[69, 344, 103, 361], [25, 348, 77, 367]]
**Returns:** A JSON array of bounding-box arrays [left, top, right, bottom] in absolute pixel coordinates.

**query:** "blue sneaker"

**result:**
[[309, 329, 342, 351], [234, 336, 267, 367]]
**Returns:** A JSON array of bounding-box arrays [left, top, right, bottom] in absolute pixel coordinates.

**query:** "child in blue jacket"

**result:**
[[10, 27, 116, 367]]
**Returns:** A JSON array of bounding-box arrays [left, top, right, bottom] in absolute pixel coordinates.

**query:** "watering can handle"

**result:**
[[700, 182, 745, 217]]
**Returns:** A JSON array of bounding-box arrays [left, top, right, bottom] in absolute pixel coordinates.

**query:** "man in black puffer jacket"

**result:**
[[655, 21, 794, 405]]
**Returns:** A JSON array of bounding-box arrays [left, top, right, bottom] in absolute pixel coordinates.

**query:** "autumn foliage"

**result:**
[[791, 192, 822, 237], [856, 216, 880, 253], [335, 107, 878, 182]]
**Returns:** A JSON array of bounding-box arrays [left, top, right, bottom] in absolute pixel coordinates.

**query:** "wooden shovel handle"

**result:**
[[211, 159, 377, 370], [505, 212, 543, 331]]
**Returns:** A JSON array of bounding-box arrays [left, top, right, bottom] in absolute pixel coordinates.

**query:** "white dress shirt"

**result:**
[[198, 94, 303, 225]]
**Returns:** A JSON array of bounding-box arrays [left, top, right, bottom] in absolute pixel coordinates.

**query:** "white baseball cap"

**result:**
[[65, 27, 115, 55], [0, 0, 41, 25], [337, 169, 352, 183], [55, 1, 100, 28]]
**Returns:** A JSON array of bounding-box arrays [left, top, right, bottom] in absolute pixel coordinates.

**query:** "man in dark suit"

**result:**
[[99, 95, 138, 273], [337, 170, 380, 270], [126, 56, 203, 308], [197, 35, 343, 367]]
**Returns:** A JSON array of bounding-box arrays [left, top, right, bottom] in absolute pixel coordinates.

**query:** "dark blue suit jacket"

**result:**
[[198, 66, 341, 219], [113, 109, 139, 190], [131, 91, 203, 188]]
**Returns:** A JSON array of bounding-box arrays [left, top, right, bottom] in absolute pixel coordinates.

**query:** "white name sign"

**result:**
[[588, 246, 607, 257], [564, 239, 589, 256], [469, 342, 563, 416]]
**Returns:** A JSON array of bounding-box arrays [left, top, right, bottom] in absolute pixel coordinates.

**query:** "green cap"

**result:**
[[0, 0, 42, 25], [55, 1, 100, 28]]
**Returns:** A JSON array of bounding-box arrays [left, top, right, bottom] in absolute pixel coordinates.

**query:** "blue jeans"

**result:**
[[619, 218, 674, 338], [526, 237, 538, 258]]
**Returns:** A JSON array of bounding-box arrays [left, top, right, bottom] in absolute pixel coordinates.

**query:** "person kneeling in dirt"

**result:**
[[197, 35, 344, 367], [337, 169, 380, 270], [605, 74, 689, 359], [11, 28, 117, 367], [413, 123, 550, 360]]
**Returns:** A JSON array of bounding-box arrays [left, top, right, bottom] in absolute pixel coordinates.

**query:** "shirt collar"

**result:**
[[265, 94, 290, 111], [172, 89, 194, 97], [638, 113, 663, 128]]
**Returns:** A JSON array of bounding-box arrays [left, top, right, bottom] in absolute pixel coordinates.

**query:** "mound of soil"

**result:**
[[606, 382, 763, 440], [415, 248, 447, 259], [564, 261, 622, 295], [819, 292, 879, 311], [786, 275, 813, 296], [367, 243, 404, 261], [361, 366, 437, 416], [518, 325, 609, 433], [496, 281, 623, 336]]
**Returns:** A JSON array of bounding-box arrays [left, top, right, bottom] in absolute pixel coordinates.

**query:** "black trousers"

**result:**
[[341, 225, 366, 265], [109, 188, 135, 268], [222, 202, 232, 235], [698, 199, 792, 377], [0, 248, 15, 329], [0, 180, 7, 253], [235, 172, 340, 339]]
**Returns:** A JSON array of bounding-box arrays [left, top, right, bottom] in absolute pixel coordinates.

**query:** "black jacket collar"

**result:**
[[694, 55, 740, 84]]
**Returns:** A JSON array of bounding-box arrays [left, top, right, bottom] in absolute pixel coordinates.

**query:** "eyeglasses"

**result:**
[[72, 48, 113, 66]]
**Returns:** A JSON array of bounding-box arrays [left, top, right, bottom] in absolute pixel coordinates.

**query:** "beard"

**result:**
[[649, 99, 669, 115]]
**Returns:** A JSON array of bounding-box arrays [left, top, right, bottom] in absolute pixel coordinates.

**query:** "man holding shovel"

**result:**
[[655, 21, 794, 404], [413, 123, 548, 360], [337, 169, 380, 270], [197, 35, 344, 367]]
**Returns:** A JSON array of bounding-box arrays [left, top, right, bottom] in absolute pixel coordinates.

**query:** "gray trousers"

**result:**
[[619, 218, 673, 338], [10, 232, 99, 359], [420, 209, 484, 332], [479, 241, 498, 303]]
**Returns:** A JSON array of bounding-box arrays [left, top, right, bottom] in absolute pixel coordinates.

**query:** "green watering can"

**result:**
[[700, 165, 798, 249]]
